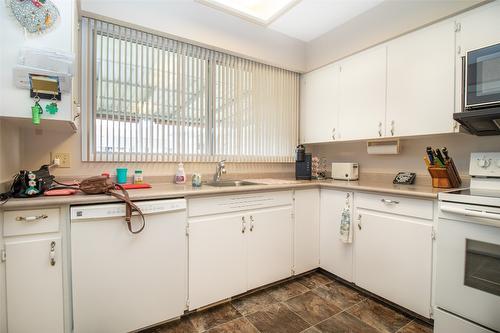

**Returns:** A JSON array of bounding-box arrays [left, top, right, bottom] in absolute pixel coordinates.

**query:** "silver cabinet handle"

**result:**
[[16, 214, 48, 222], [357, 214, 362, 230], [241, 216, 246, 233], [250, 215, 254, 232], [49, 241, 56, 266], [332, 128, 336, 140], [391, 120, 395, 136], [381, 199, 400, 205], [378, 122, 382, 137]]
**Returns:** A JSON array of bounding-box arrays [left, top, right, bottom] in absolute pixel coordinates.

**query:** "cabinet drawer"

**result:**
[[3, 208, 60, 237], [355, 193, 433, 220], [188, 191, 293, 217]]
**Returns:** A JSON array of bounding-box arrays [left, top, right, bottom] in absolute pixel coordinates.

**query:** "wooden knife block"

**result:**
[[427, 160, 461, 189], [428, 167, 452, 188]]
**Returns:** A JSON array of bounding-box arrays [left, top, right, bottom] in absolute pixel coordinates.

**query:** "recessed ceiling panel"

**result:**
[[269, 0, 384, 42], [197, 0, 300, 25]]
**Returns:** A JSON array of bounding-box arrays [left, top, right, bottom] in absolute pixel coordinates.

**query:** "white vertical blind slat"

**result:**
[[82, 17, 298, 163]]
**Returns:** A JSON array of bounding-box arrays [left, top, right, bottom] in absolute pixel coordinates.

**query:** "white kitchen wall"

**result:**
[[0, 120, 21, 185], [305, 0, 485, 71], [309, 133, 500, 177], [80, 0, 306, 72], [0, 0, 75, 121]]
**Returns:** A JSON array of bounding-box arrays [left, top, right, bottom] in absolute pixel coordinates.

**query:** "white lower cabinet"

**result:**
[[188, 192, 293, 310], [5, 236, 64, 333], [247, 207, 292, 290], [319, 189, 354, 282], [188, 213, 247, 310], [293, 189, 320, 275], [354, 194, 434, 318]]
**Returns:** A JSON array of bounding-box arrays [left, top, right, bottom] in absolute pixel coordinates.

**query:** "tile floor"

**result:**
[[140, 270, 433, 333]]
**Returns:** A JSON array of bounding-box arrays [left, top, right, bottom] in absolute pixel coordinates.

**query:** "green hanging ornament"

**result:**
[[46, 95, 58, 115], [32, 96, 43, 125]]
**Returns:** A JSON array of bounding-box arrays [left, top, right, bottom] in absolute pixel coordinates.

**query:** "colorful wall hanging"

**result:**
[[10, 0, 60, 33]]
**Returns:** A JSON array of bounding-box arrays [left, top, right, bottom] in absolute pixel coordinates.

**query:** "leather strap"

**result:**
[[109, 184, 146, 234]]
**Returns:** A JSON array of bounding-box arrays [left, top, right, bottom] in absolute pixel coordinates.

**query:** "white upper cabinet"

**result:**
[[300, 63, 340, 143], [456, 1, 500, 54], [386, 20, 456, 136], [338, 46, 387, 141], [455, 2, 500, 113]]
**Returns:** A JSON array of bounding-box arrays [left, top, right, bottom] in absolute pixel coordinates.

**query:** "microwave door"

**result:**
[[467, 43, 500, 109]]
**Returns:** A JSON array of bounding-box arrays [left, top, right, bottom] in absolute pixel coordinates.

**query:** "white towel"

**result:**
[[339, 203, 353, 243]]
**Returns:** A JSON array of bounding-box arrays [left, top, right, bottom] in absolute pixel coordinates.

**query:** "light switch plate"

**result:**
[[51, 152, 71, 168]]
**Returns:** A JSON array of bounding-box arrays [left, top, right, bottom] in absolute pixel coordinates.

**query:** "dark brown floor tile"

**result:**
[[313, 280, 365, 310], [232, 290, 279, 315], [246, 302, 310, 333], [205, 317, 259, 333], [140, 317, 198, 333], [267, 280, 309, 302], [189, 302, 242, 332], [285, 291, 341, 325], [347, 299, 412, 333], [301, 327, 321, 333], [296, 272, 332, 289], [315, 312, 382, 333], [397, 320, 433, 333]]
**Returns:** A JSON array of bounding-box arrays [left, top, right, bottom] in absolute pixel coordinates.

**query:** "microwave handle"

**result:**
[[441, 205, 500, 223]]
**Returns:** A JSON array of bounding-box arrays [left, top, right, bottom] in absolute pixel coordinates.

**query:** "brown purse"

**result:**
[[79, 176, 145, 234]]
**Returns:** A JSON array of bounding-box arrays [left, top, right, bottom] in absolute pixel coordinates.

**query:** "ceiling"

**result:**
[[267, 0, 384, 42]]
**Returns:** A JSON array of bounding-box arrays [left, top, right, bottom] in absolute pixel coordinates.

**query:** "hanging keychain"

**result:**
[[25, 171, 40, 196], [46, 92, 59, 115], [32, 95, 43, 125]]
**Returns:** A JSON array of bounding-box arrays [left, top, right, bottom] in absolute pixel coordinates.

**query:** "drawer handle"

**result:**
[[381, 199, 399, 205], [16, 214, 48, 222], [49, 241, 56, 266]]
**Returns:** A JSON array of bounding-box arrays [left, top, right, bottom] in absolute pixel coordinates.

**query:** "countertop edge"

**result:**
[[0, 180, 452, 209]]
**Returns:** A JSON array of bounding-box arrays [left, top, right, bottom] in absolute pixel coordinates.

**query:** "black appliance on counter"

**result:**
[[296, 149, 312, 180], [454, 42, 500, 135]]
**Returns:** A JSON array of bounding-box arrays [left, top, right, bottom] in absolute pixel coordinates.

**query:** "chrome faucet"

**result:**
[[213, 160, 227, 182]]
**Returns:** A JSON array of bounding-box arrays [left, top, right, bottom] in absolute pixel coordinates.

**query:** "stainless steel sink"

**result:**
[[205, 180, 260, 187]]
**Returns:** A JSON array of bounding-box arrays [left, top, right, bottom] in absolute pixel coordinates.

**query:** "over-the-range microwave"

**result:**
[[454, 42, 500, 136]]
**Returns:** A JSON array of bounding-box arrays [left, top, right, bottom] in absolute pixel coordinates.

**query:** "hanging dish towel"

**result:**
[[339, 198, 353, 243]]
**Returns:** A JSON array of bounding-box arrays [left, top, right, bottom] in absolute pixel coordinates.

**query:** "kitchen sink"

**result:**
[[205, 180, 261, 187]]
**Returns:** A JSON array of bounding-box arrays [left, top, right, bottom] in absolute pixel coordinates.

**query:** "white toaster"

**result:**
[[331, 162, 359, 180]]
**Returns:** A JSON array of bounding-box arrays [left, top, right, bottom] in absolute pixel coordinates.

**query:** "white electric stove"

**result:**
[[436, 152, 500, 333]]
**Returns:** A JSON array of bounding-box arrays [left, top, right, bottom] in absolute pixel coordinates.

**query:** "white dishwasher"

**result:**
[[70, 199, 187, 333]]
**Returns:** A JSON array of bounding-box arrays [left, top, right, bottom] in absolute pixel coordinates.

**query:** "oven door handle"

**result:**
[[441, 205, 500, 222]]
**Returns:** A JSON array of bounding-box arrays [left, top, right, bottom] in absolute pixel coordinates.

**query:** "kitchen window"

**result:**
[[80, 17, 299, 162]]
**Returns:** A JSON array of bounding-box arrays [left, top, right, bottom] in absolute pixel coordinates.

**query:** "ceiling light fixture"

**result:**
[[197, 0, 301, 26]]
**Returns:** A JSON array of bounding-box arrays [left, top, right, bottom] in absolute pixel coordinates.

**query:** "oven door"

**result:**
[[466, 43, 500, 109], [437, 202, 500, 331]]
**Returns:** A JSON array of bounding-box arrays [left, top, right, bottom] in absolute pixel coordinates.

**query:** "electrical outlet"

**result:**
[[51, 152, 71, 168]]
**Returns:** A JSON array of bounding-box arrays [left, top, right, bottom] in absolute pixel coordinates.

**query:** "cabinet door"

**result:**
[[386, 20, 456, 137], [320, 190, 354, 282], [300, 63, 340, 143], [339, 46, 387, 140], [354, 210, 433, 318], [5, 236, 64, 333], [189, 214, 247, 309], [247, 206, 292, 290], [294, 189, 320, 275], [456, 1, 500, 54]]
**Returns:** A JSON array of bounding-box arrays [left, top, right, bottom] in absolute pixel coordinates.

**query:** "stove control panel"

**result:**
[[470, 152, 500, 177]]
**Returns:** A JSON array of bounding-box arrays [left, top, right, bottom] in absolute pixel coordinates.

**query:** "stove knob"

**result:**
[[477, 158, 491, 168]]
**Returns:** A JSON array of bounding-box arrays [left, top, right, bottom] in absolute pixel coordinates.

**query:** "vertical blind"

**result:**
[[80, 17, 299, 163]]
